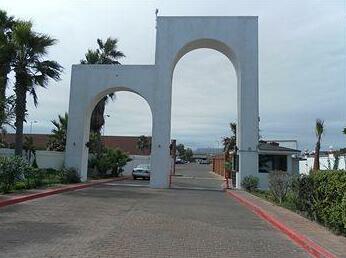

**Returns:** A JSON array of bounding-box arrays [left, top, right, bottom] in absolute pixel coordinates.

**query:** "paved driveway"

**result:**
[[0, 166, 308, 258], [171, 163, 224, 190]]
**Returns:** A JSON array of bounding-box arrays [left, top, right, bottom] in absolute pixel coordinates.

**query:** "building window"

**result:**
[[259, 154, 287, 173]]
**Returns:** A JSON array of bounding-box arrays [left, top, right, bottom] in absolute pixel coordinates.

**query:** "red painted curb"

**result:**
[[0, 176, 130, 208], [227, 191, 337, 258]]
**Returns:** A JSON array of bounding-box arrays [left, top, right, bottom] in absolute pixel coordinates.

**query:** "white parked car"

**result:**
[[199, 159, 210, 164], [132, 164, 151, 180]]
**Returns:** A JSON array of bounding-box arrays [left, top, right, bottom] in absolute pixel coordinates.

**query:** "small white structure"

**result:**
[[65, 16, 259, 189], [299, 154, 346, 175]]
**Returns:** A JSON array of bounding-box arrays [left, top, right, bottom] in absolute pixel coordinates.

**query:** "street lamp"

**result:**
[[29, 120, 38, 134]]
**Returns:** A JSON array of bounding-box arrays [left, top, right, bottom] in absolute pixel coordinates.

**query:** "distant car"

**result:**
[[175, 158, 186, 164], [199, 159, 210, 164], [132, 164, 151, 180]]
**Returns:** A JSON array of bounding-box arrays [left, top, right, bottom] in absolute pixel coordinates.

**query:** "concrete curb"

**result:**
[[227, 190, 336, 258], [0, 176, 130, 208]]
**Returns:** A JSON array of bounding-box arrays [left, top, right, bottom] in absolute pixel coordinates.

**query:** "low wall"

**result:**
[[0, 148, 65, 170]]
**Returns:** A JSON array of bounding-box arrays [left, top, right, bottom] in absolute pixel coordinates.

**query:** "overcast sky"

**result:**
[[1, 0, 345, 151]]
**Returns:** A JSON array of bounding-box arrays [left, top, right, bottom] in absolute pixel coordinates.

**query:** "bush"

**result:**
[[105, 148, 131, 177], [23, 167, 44, 189], [59, 168, 81, 184], [292, 171, 346, 235], [0, 156, 29, 193], [241, 176, 259, 192], [268, 170, 290, 204], [89, 148, 131, 177]]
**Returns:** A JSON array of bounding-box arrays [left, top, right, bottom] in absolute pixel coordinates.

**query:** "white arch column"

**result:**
[[65, 66, 91, 182], [236, 37, 259, 188], [150, 68, 172, 188]]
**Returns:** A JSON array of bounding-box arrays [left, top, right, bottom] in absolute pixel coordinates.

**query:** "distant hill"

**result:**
[[194, 148, 223, 155]]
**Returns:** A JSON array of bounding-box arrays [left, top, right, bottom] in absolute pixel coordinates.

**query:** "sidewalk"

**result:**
[[0, 176, 129, 208], [228, 190, 346, 258]]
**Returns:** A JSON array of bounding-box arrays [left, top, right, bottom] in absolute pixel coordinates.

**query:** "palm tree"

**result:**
[[137, 135, 151, 154], [313, 119, 324, 171], [81, 37, 125, 134], [223, 122, 237, 155], [11, 21, 63, 155], [0, 95, 15, 147], [47, 113, 68, 151], [343, 127, 346, 135], [0, 95, 15, 132], [0, 10, 15, 126]]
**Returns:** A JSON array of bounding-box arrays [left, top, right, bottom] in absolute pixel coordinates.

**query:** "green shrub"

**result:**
[[23, 167, 44, 189], [268, 170, 290, 204], [14, 181, 26, 191], [59, 168, 81, 184], [342, 192, 346, 230], [241, 176, 259, 192], [105, 148, 131, 177], [0, 156, 29, 193], [292, 171, 346, 235], [44, 168, 61, 185], [89, 148, 131, 177]]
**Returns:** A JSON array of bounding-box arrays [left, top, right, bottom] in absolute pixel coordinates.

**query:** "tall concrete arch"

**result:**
[[65, 16, 259, 189]]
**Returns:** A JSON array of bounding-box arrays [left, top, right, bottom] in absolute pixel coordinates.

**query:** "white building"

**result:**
[[299, 153, 346, 175]]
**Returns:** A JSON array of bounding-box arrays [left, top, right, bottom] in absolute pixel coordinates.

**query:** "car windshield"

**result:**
[[137, 164, 150, 170]]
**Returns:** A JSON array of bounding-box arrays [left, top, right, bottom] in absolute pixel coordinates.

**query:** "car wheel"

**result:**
[[133, 176, 137, 180]]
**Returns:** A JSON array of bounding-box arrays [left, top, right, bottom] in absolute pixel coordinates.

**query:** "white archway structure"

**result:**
[[65, 16, 259, 189]]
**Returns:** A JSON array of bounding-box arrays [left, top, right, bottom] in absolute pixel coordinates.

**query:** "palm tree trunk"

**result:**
[[0, 67, 9, 125], [313, 137, 321, 171], [90, 97, 106, 134], [14, 72, 27, 156]]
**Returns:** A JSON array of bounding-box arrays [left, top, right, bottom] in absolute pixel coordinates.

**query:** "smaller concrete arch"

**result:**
[[87, 86, 154, 121], [65, 65, 157, 182]]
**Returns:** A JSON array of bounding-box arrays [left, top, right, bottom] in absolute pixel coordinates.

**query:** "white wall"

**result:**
[[299, 154, 346, 175], [0, 149, 151, 173], [0, 148, 65, 170]]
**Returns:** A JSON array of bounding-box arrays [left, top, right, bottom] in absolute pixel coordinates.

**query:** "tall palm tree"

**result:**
[[0, 10, 15, 125], [223, 122, 237, 155], [313, 119, 324, 171], [343, 127, 346, 136], [81, 37, 125, 134], [47, 113, 68, 151], [11, 21, 63, 155]]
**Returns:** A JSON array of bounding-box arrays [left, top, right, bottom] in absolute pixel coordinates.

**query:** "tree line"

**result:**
[[0, 9, 125, 154]]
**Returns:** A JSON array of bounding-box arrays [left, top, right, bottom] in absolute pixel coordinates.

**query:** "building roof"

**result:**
[[258, 142, 300, 154], [3, 134, 151, 155]]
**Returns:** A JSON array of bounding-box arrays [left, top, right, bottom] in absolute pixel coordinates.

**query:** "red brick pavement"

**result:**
[[0, 176, 129, 208]]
